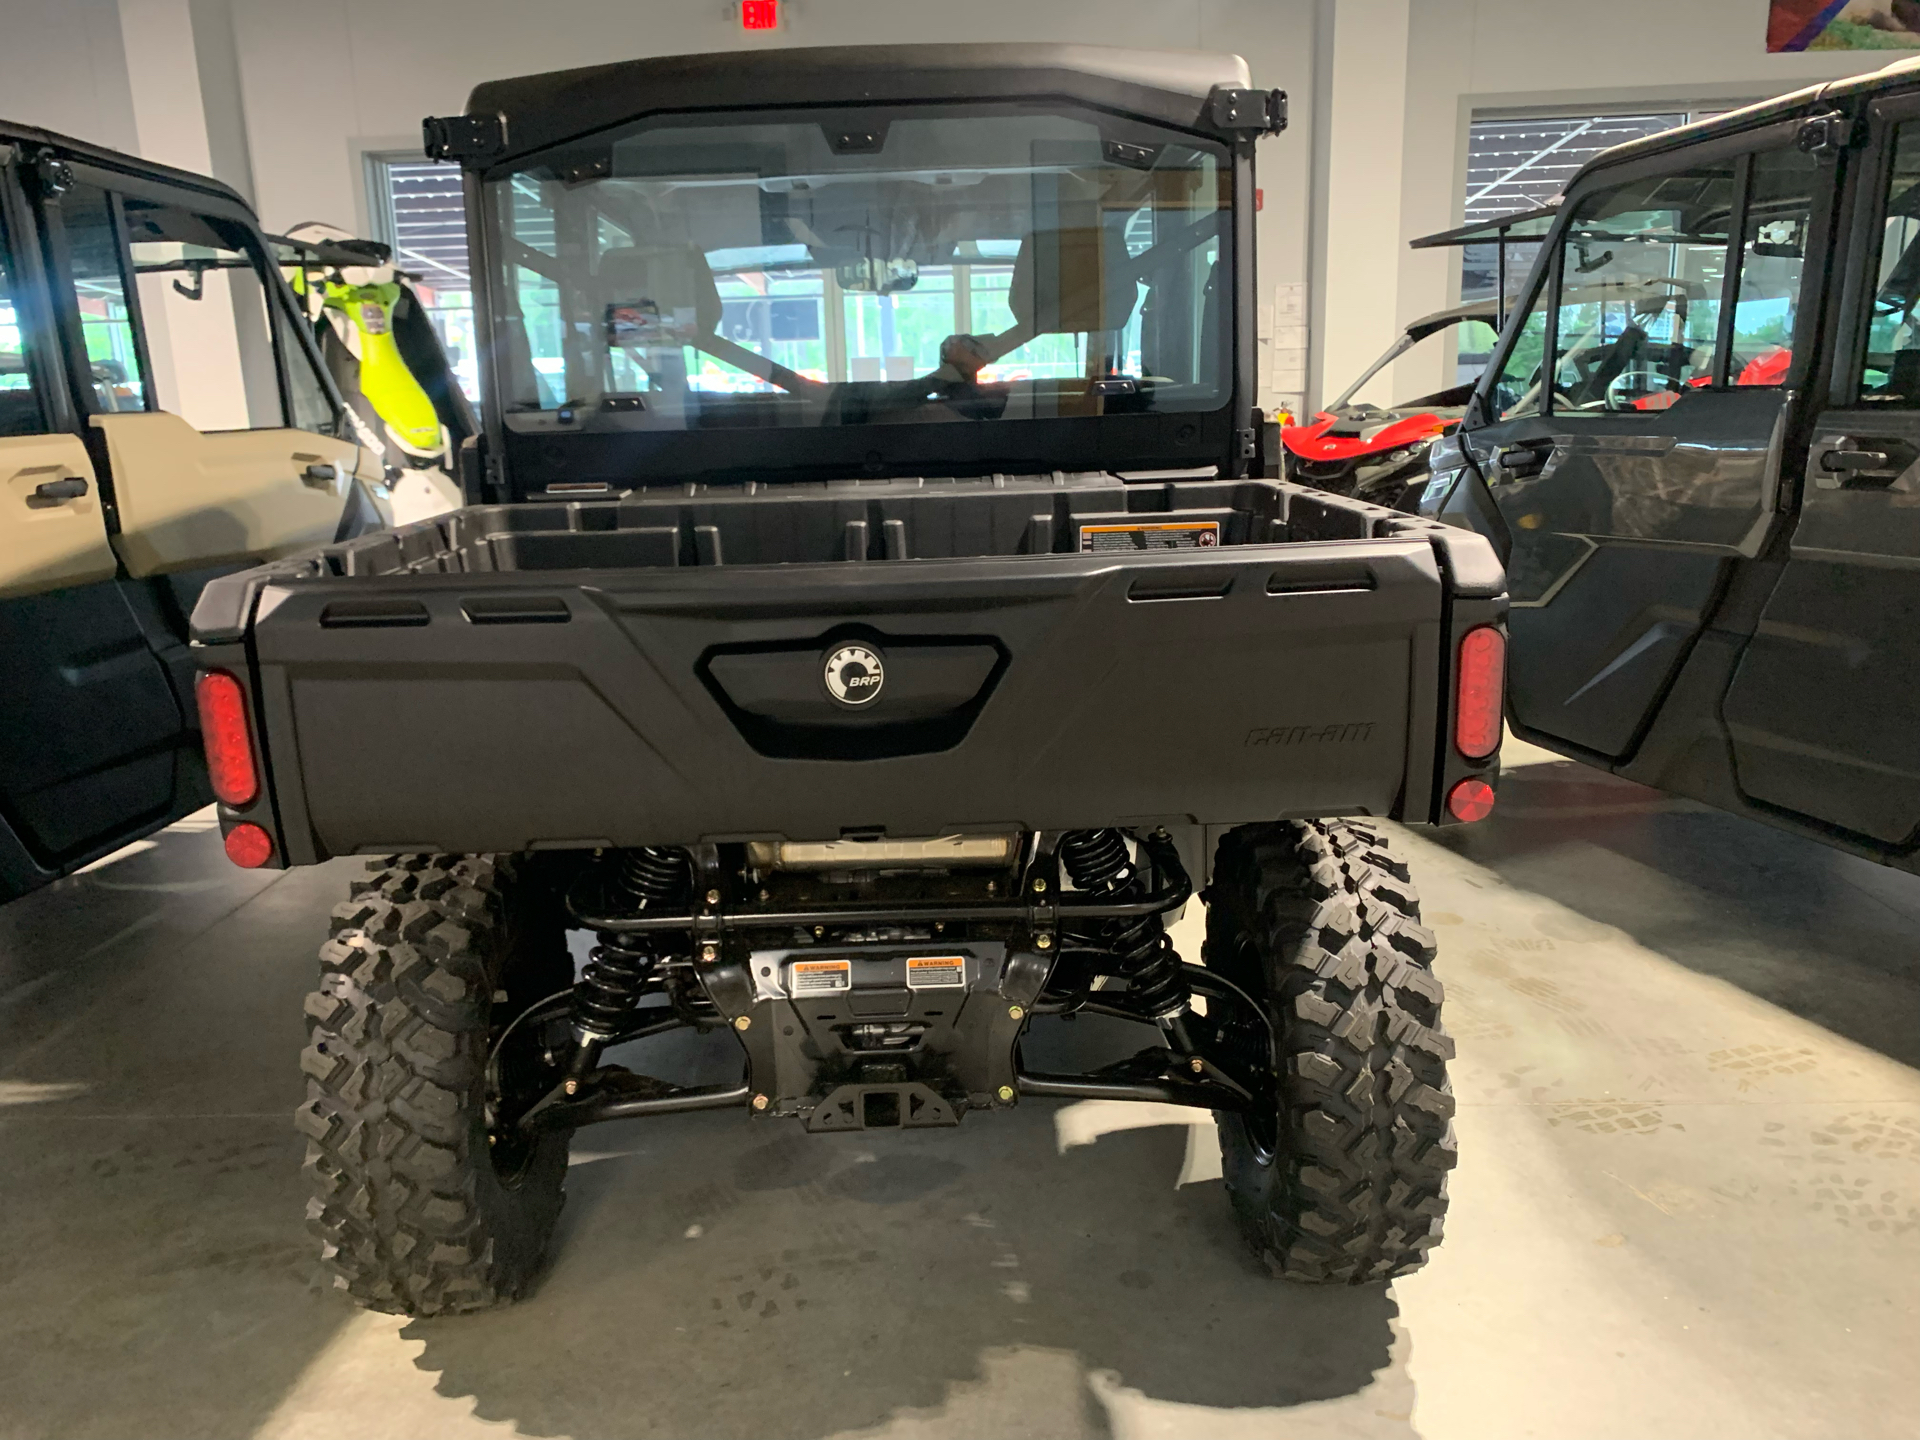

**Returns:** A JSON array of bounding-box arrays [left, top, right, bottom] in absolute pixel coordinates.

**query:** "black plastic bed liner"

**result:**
[[195, 472, 1495, 598]]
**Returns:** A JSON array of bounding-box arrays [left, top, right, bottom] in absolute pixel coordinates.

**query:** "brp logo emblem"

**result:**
[[823, 644, 885, 707]]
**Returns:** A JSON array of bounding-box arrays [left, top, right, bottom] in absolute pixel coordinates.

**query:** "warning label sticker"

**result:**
[[789, 959, 852, 996], [1079, 520, 1221, 553], [905, 955, 967, 989]]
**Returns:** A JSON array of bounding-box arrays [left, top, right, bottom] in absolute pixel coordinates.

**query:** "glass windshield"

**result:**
[[483, 106, 1230, 431]]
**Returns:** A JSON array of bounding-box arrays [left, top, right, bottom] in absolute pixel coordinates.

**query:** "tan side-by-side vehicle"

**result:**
[[0, 122, 413, 901]]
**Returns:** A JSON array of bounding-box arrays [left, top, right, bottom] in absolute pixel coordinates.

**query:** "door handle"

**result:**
[[26, 476, 88, 506], [1814, 437, 1912, 489], [1820, 448, 1890, 471], [302, 462, 339, 487], [1493, 443, 1548, 479]]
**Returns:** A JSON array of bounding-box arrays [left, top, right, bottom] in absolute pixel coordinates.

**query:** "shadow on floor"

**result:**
[[1431, 759, 1920, 1068], [0, 820, 367, 1440], [403, 1020, 1401, 1440]]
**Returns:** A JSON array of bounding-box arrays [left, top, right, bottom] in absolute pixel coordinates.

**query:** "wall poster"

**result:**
[[1770, 2, 1920, 51]]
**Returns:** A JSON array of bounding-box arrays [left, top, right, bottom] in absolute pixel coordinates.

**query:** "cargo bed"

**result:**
[[191, 473, 1504, 864]]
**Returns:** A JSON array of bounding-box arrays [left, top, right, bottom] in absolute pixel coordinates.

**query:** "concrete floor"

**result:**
[[1, 743, 1916, 1440]]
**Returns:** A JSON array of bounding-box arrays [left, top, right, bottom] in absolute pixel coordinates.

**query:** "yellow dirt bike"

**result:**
[[279, 224, 472, 525]]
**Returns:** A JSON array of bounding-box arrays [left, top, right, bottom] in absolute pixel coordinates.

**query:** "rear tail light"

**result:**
[[223, 822, 273, 868], [1447, 777, 1496, 823], [1454, 626, 1506, 759], [195, 670, 258, 807]]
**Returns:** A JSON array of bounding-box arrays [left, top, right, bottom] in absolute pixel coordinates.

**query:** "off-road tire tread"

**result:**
[[1208, 820, 1454, 1283], [297, 853, 567, 1316]]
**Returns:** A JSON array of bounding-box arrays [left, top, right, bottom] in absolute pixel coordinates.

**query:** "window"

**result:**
[[371, 157, 478, 399], [1550, 161, 1736, 414], [1461, 113, 1697, 307], [1860, 120, 1920, 404], [1730, 148, 1816, 387], [1490, 287, 1551, 420], [483, 107, 1228, 429], [122, 196, 287, 431], [0, 206, 49, 436], [59, 188, 336, 436], [57, 185, 147, 414]]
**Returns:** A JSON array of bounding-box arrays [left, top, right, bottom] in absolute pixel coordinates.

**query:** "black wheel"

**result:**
[[1205, 820, 1456, 1283], [297, 854, 575, 1315]]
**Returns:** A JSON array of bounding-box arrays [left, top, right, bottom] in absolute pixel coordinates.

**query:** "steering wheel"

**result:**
[[1604, 365, 1679, 411]]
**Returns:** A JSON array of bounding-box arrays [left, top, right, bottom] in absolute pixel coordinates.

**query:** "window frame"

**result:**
[[1830, 92, 1920, 409], [1474, 116, 1823, 423], [465, 98, 1248, 491], [40, 161, 342, 436], [0, 146, 74, 437]]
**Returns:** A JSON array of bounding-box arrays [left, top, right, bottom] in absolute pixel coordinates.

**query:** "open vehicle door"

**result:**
[[1436, 126, 1829, 760], [0, 126, 378, 903]]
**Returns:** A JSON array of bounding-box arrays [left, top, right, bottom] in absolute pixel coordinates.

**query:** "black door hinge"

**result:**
[[1209, 87, 1288, 136], [1235, 427, 1258, 460], [1796, 110, 1862, 163], [26, 147, 73, 199], [422, 112, 507, 164]]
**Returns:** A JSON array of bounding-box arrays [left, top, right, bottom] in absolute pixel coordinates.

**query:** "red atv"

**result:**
[[1279, 299, 1497, 509]]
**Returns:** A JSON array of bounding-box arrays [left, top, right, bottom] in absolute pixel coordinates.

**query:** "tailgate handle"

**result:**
[[1127, 574, 1233, 602], [320, 598, 430, 628], [1266, 570, 1376, 596], [461, 595, 571, 624]]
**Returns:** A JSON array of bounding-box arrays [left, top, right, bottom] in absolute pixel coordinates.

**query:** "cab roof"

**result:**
[[463, 43, 1254, 169], [0, 117, 250, 211], [1574, 54, 1920, 187]]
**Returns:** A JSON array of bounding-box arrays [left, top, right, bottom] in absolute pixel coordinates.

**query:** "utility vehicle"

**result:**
[[1425, 58, 1920, 872], [188, 44, 1507, 1315]]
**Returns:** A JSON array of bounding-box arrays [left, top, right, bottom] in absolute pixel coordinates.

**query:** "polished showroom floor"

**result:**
[[1, 739, 1916, 1440]]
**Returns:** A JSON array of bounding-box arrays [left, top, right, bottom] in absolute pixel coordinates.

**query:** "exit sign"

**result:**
[[741, 0, 778, 29]]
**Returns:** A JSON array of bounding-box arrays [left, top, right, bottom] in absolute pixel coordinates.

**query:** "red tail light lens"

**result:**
[[1447, 777, 1496, 823], [1455, 626, 1506, 759], [224, 822, 273, 868], [195, 670, 258, 807]]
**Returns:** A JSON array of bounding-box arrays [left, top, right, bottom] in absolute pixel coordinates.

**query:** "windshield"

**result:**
[[482, 105, 1230, 434], [1329, 316, 1500, 411]]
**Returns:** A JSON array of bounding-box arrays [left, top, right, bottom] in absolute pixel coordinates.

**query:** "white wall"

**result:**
[[0, 0, 140, 154]]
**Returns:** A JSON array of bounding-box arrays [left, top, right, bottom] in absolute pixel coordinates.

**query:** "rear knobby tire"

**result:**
[[297, 854, 573, 1315], [1206, 820, 1456, 1283]]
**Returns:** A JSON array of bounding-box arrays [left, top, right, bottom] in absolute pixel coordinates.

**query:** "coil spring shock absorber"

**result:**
[[565, 847, 694, 1085], [1057, 828, 1189, 1018]]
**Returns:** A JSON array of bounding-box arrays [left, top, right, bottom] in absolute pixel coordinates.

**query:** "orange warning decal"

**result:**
[[905, 955, 966, 989], [1078, 520, 1221, 553], [789, 958, 852, 995]]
